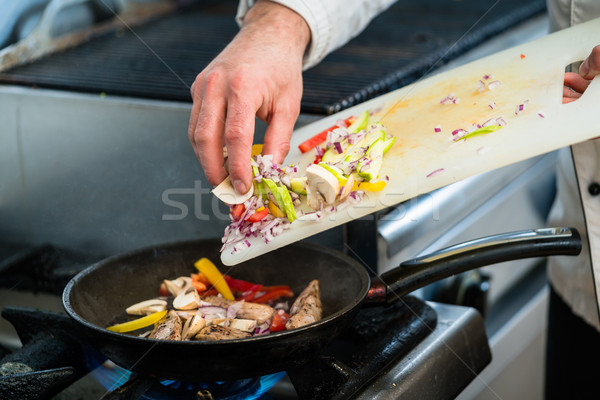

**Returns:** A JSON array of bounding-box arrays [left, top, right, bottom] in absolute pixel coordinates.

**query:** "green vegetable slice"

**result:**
[[457, 125, 503, 141]]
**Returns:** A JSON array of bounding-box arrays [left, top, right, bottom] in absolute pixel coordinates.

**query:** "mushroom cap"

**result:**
[[163, 276, 193, 296], [173, 286, 201, 310], [125, 299, 168, 316], [212, 176, 254, 205], [306, 164, 341, 205]]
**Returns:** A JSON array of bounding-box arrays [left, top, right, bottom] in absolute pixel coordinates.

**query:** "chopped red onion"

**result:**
[[488, 100, 497, 110], [488, 80, 501, 90], [452, 129, 467, 140], [434, 125, 442, 133], [315, 146, 324, 157], [426, 168, 445, 178], [475, 80, 485, 92], [226, 301, 244, 318], [274, 302, 289, 312], [495, 117, 507, 126], [538, 111, 546, 118], [254, 322, 271, 336], [515, 100, 528, 116], [198, 306, 227, 321], [440, 93, 460, 105], [334, 142, 343, 154]]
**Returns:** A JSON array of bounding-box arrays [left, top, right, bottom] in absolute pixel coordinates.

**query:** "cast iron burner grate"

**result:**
[[0, 299, 435, 400], [0, 0, 546, 114]]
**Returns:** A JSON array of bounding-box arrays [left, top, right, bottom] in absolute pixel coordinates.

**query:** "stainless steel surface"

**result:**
[[0, 86, 216, 255], [0, 85, 323, 256], [356, 302, 490, 400]]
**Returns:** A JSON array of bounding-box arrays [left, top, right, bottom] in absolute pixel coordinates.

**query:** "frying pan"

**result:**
[[63, 227, 581, 381]]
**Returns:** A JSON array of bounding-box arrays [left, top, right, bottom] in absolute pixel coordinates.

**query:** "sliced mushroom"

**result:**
[[173, 286, 200, 310], [182, 312, 206, 340], [210, 318, 257, 333], [149, 310, 182, 340], [305, 164, 340, 210], [212, 176, 254, 205], [162, 276, 193, 297], [125, 299, 168, 316]]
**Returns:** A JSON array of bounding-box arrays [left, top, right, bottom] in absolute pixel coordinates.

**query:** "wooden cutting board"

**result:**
[[221, 17, 600, 266]]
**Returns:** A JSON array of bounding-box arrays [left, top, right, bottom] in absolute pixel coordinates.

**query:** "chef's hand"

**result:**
[[563, 45, 600, 104], [188, 0, 310, 194]]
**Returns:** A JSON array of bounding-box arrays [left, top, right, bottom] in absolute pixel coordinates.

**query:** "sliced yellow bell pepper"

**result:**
[[268, 200, 286, 218], [106, 310, 168, 333], [352, 180, 387, 192], [194, 258, 235, 300], [251, 144, 264, 157]]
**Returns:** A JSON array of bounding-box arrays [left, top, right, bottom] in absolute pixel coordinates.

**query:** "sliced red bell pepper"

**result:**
[[247, 207, 268, 223], [230, 204, 245, 220], [224, 275, 257, 292], [313, 154, 323, 164], [240, 284, 263, 301], [270, 309, 290, 332], [252, 285, 294, 303], [158, 282, 171, 297], [298, 115, 357, 153]]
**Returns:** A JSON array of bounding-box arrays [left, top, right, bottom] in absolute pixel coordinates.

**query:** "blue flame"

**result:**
[[90, 358, 285, 399]]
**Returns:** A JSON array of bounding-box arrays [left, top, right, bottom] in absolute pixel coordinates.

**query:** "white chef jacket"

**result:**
[[545, 0, 600, 331], [236, 0, 600, 330]]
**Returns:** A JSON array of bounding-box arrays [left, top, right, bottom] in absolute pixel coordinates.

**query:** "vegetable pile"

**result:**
[[220, 109, 396, 254], [107, 258, 321, 340]]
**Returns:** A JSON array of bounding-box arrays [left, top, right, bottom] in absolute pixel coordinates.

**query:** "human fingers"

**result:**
[[188, 79, 202, 159], [564, 72, 591, 94], [223, 94, 256, 195], [191, 73, 228, 187], [579, 45, 600, 80]]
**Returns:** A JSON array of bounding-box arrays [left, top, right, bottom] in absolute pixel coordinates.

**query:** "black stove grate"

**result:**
[[0, 0, 546, 114]]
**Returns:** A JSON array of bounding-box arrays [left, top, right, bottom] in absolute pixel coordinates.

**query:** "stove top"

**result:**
[[0, 243, 489, 400]]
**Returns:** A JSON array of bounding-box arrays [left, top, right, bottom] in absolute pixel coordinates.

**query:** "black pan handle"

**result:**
[[378, 227, 581, 302]]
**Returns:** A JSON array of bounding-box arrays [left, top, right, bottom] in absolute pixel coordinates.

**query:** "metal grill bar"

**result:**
[[0, 0, 546, 115]]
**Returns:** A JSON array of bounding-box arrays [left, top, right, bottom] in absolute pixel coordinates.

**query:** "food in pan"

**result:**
[[217, 109, 396, 255], [106, 258, 322, 340]]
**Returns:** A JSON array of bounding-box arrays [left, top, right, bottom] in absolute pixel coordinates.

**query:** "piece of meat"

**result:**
[[286, 280, 322, 330], [194, 324, 251, 341], [149, 310, 182, 340], [201, 296, 275, 324]]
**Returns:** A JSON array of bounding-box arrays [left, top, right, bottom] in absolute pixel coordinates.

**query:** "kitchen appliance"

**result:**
[[0, 0, 566, 398]]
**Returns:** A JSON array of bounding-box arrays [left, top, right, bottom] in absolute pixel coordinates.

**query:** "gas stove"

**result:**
[[0, 244, 489, 400], [1, 0, 555, 398]]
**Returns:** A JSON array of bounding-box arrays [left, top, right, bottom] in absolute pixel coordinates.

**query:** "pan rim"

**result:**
[[62, 238, 370, 346]]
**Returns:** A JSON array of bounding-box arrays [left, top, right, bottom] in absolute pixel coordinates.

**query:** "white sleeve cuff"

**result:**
[[237, 0, 397, 71]]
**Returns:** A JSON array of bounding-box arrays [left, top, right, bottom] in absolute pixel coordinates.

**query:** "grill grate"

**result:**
[[0, 0, 546, 115]]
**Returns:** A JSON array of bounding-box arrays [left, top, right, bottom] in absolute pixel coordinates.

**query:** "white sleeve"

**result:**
[[236, 0, 398, 70]]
